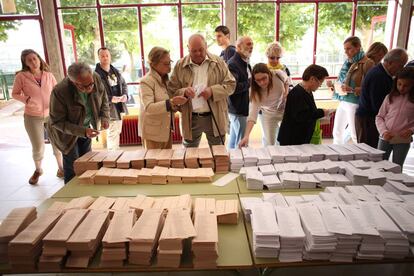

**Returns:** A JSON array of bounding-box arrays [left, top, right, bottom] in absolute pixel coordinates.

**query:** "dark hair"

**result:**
[[344, 36, 361, 48], [17, 49, 49, 74], [250, 63, 273, 102], [214, 25, 230, 36], [302, 64, 329, 81], [389, 67, 414, 104], [97, 47, 109, 55]]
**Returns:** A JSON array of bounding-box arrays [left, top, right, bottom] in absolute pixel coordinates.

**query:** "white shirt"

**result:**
[[190, 57, 211, 113]]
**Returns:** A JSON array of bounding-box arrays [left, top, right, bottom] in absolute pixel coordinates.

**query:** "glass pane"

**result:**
[[60, 9, 99, 67], [280, 3, 315, 77], [407, 11, 414, 61], [237, 3, 275, 65], [0, 0, 37, 15], [182, 0, 220, 3], [58, 0, 96, 7], [102, 8, 142, 82], [182, 4, 221, 54], [101, 0, 176, 3], [0, 20, 44, 99], [355, 0, 388, 51], [317, 2, 353, 76], [141, 6, 180, 74]]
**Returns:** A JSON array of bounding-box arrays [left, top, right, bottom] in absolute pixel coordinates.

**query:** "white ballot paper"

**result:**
[[192, 84, 207, 110]]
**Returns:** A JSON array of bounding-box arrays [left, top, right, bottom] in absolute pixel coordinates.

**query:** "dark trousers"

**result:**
[[355, 114, 379, 148], [378, 139, 410, 171], [63, 137, 91, 184]]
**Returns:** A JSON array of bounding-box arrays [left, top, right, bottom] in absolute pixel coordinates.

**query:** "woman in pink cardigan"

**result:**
[[12, 49, 63, 184], [375, 67, 414, 170]]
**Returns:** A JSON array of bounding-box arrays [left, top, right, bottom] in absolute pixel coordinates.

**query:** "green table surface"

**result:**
[[0, 194, 252, 274], [236, 176, 322, 194], [52, 174, 239, 198]]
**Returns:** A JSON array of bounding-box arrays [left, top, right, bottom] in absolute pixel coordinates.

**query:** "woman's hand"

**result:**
[[238, 136, 249, 148], [400, 129, 413, 139], [171, 96, 188, 106], [383, 131, 394, 141]]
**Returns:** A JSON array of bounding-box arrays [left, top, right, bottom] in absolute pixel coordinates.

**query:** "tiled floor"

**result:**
[[0, 101, 413, 275]]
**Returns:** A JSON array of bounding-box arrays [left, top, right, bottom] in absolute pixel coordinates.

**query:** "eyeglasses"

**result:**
[[75, 81, 94, 90], [268, 56, 281, 60]]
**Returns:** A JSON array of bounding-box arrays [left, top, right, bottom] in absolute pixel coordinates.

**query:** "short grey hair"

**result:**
[[383, 48, 408, 63], [236, 36, 252, 47], [188, 34, 206, 46], [265, 42, 283, 58], [67, 62, 92, 81]]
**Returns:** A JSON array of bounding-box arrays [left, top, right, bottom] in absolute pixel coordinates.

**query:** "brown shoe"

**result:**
[[56, 169, 64, 178], [29, 170, 43, 185]]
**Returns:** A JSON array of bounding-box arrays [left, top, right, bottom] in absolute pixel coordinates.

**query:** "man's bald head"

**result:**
[[188, 34, 207, 65]]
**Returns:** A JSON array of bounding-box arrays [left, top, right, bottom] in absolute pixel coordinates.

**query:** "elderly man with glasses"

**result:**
[[48, 62, 110, 183]]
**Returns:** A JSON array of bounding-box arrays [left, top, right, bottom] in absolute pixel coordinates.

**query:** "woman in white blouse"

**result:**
[[238, 63, 289, 147]]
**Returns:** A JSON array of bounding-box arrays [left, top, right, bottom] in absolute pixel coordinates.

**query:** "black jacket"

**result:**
[[227, 52, 251, 116], [95, 64, 128, 120], [278, 84, 324, 145]]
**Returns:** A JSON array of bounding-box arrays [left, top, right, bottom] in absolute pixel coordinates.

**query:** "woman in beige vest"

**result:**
[[139, 47, 187, 149]]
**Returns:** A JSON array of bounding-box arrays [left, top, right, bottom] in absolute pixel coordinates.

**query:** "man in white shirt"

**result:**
[[168, 34, 236, 147]]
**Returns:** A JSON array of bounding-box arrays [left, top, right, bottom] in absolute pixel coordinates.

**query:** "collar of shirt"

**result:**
[[381, 62, 393, 78], [190, 56, 210, 67]]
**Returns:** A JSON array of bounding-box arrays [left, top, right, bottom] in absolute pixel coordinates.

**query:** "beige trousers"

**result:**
[[24, 114, 60, 161]]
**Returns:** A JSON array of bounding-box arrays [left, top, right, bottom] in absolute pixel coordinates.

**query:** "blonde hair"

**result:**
[[148, 47, 169, 67], [366, 42, 388, 62], [265, 42, 283, 58]]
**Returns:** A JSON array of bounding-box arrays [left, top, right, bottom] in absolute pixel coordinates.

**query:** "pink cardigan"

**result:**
[[12, 71, 57, 117], [375, 93, 414, 136]]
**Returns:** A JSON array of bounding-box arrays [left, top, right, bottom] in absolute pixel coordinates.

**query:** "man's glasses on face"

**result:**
[[76, 81, 95, 90], [268, 56, 281, 60]]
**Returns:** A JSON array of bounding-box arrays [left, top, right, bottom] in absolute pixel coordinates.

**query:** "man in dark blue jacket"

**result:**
[[355, 48, 408, 148], [227, 36, 253, 149]]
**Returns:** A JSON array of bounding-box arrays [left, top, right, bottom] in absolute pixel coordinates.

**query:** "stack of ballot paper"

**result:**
[[355, 143, 384, 161], [167, 168, 182, 184], [109, 168, 126, 184], [229, 148, 244, 172], [285, 196, 307, 206], [39, 209, 88, 271], [304, 162, 324, 173], [291, 145, 312, 162], [129, 149, 147, 169], [100, 210, 136, 267], [360, 203, 409, 259], [145, 149, 160, 168], [78, 170, 98, 185], [339, 204, 384, 260], [94, 167, 114, 185], [266, 145, 284, 163], [128, 209, 166, 266], [383, 181, 414, 195], [331, 173, 352, 187], [373, 160, 402, 173], [0, 207, 37, 263], [64, 196, 95, 210], [376, 192, 404, 203], [116, 150, 139, 169], [251, 202, 280, 258], [157, 209, 196, 268], [364, 169, 387, 186], [275, 206, 305, 262], [328, 145, 354, 161], [157, 149, 173, 168], [280, 172, 300, 189], [259, 164, 276, 176], [242, 147, 258, 167], [212, 145, 230, 173], [193, 198, 216, 215], [123, 169, 139, 184], [344, 164, 369, 185], [263, 193, 288, 207], [216, 200, 239, 224], [246, 169, 264, 190], [296, 204, 337, 260], [381, 203, 414, 243], [111, 198, 133, 211], [316, 203, 359, 262], [65, 210, 110, 268], [338, 191, 359, 205], [8, 210, 62, 271], [283, 146, 301, 162], [364, 185, 387, 195], [302, 194, 323, 203], [129, 194, 155, 216], [195, 168, 214, 183], [151, 166, 169, 185], [198, 147, 214, 168], [239, 166, 258, 180], [256, 147, 271, 165], [319, 192, 346, 205], [88, 196, 115, 211], [349, 160, 372, 170], [185, 148, 199, 168], [171, 148, 186, 169], [319, 145, 340, 161], [103, 150, 124, 168], [314, 173, 336, 188], [263, 174, 282, 190], [240, 197, 263, 222], [138, 168, 152, 184], [299, 174, 318, 189], [342, 144, 369, 160], [300, 144, 325, 161], [87, 151, 108, 169], [73, 151, 99, 175], [192, 211, 219, 268]]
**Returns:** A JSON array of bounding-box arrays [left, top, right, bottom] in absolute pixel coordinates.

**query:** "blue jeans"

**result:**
[[63, 137, 91, 184], [228, 114, 247, 149], [377, 138, 410, 170]]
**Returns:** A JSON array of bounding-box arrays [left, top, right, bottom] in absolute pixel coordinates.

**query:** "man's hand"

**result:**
[[119, 95, 128, 103], [184, 87, 195, 99], [238, 137, 249, 148], [111, 96, 120, 103], [171, 96, 188, 106], [383, 131, 394, 141], [199, 87, 212, 100], [400, 129, 413, 139], [101, 120, 109, 130], [86, 128, 100, 138]]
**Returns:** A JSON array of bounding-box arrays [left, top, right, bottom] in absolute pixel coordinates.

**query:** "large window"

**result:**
[[407, 7, 414, 61]]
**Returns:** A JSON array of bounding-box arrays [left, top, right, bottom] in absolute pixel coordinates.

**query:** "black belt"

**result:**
[[192, 112, 211, 117]]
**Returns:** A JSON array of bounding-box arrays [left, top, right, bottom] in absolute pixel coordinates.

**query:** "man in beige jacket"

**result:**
[[168, 34, 236, 147]]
